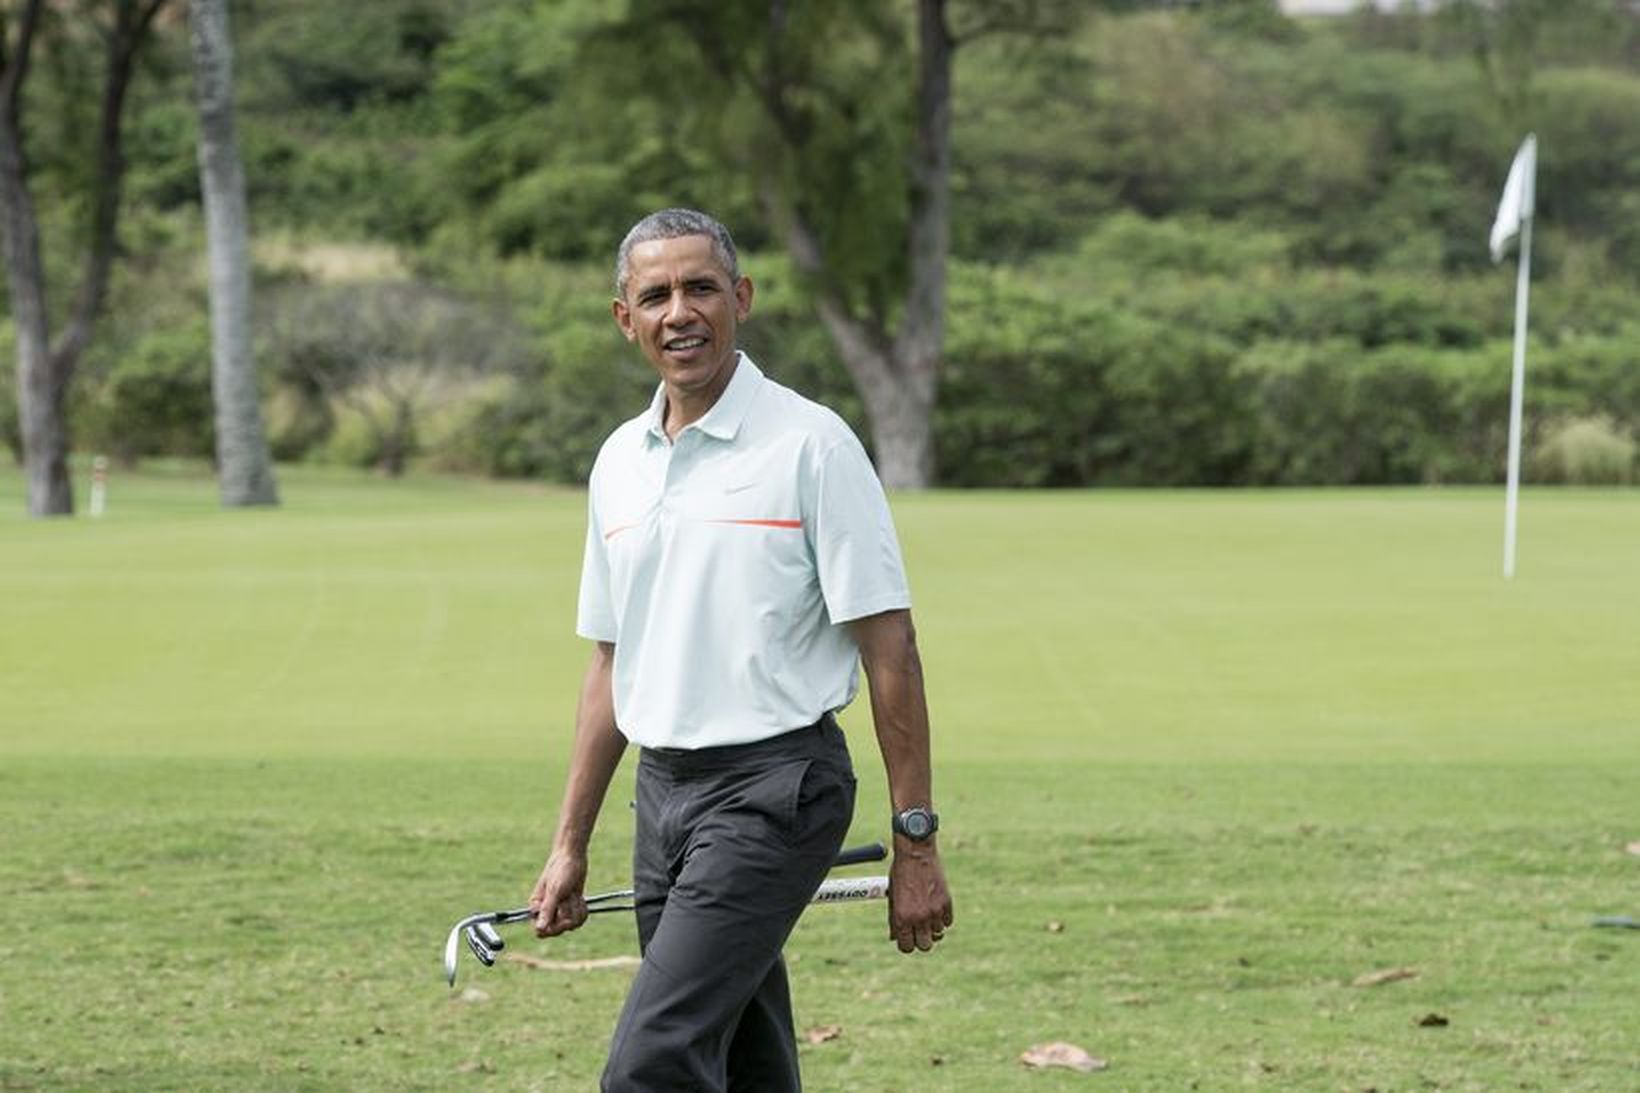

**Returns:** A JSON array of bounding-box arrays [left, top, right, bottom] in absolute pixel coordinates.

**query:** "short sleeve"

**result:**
[[575, 489, 618, 642], [809, 434, 912, 624]]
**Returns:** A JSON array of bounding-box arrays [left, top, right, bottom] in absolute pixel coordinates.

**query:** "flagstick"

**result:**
[[1502, 212, 1532, 580]]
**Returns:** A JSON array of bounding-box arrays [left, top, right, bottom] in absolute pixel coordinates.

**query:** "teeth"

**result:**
[[667, 337, 706, 350]]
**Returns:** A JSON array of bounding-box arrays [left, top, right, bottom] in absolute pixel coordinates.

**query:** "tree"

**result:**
[[0, 0, 170, 516], [189, 0, 277, 506], [765, 2, 1091, 486], [1439, 0, 1626, 128], [441, 0, 1079, 488], [616, 1, 980, 486]]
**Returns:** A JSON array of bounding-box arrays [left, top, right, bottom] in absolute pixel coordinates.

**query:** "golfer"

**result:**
[[529, 207, 952, 1092]]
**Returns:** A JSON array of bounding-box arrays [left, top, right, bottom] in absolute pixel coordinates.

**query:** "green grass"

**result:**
[[2, 462, 1637, 1091]]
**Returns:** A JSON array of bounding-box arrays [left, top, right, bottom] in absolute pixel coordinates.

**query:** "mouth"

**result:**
[[663, 335, 708, 353]]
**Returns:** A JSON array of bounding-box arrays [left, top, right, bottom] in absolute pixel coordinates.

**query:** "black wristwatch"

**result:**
[[892, 806, 939, 842]]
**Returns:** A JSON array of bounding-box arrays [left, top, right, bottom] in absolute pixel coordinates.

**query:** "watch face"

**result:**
[[902, 811, 932, 838]]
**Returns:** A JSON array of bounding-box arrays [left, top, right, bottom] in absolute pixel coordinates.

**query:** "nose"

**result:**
[[663, 288, 691, 325]]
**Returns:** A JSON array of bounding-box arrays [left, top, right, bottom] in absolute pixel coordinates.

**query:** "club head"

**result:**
[[443, 921, 466, 987], [464, 925, 497, 967], [474, 922, 505, 952]]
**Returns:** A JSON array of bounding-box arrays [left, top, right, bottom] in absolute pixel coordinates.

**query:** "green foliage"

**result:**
[[262, 384, 334, 464], [238, 0, 456, 113], [76, 321, 215, 465], [19, 0, 1640, 488], [936, 263, 1251, 487]]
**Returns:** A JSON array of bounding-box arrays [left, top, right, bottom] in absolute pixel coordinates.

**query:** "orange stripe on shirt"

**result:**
[[708, 519, 803, 529], [603, 522, 639, 541]]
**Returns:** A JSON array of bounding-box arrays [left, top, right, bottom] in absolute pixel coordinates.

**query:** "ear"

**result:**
[[734, 276, 754, 321], [611, 297, 636, 342]]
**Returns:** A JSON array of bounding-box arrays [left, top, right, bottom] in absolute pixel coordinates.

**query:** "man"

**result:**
[[529, 208, 952, 1093]]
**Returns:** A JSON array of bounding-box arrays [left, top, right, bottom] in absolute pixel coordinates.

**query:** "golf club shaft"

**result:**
[[508, 844, 883, 917], [445, 842, 892, 985]]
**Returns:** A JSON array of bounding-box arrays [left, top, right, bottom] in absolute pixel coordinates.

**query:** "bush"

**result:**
[[1235, 340, 1482, 485], [78, 322, 215, 465], [934, 264, 1255, 487], [263, 384, 334, 463], [1531, 416, 1636, 485]]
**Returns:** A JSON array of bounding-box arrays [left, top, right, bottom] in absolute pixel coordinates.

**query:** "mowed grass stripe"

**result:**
[[0, 758, 1634, 1091], [3, 465, 1637, 762]]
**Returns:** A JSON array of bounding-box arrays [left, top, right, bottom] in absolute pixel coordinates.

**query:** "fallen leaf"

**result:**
[[505, 953, 641, 972], [803, 1025, 842, 1045], [1352, 967, 1419, 988], [455, 1058, 494, 1074], [1046, 920, 1065, 933], [1416, 1013, 1449, 1028], [1625, 840, 1640, 857], [458, 988, 490, 1004], [1020, 1042, 1107, 1073]]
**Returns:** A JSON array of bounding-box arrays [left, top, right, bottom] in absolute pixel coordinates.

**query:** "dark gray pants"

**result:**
[[602, 718, 856, 1093]]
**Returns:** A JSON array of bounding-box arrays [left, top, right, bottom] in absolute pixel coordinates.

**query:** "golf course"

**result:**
[[1, 462, 1635, 1090]]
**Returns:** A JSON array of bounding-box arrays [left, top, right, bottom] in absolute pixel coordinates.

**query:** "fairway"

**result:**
[[2, 464, 1637, 1090]]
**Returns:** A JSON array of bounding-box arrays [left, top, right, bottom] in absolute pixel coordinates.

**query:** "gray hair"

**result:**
[[614, 208, 739, 298]]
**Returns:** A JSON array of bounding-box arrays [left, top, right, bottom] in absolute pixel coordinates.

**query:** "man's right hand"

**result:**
[[530, 852, 590, 937]]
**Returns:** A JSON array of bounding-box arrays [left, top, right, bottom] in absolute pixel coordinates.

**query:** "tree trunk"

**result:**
[[0, 0, 168, 516], [882, 0, 953, 489], [2, 121, 71, 515], [382, 398, 414, 477], [759, 0, 953, 489], [190, 0, 278, 506], [0, 0, 71, 515]]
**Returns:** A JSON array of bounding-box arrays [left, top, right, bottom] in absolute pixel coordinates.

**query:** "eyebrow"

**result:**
[[634, 275, 722, 299]]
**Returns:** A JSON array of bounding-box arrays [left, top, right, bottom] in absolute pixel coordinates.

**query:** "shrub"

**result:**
[[78, 322, 215, 465], [1530, 416, 1636, 485]]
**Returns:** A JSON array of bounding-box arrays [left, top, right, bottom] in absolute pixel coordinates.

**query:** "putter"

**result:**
[[444, 841, 888, 986]]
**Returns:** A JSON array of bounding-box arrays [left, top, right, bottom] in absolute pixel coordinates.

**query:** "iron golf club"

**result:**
[[444, 841, 888, 986]]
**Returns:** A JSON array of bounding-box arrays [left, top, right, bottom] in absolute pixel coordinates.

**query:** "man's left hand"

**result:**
[[887, 842, 953, 953]]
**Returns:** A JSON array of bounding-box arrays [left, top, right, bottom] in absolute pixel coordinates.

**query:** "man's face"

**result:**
[[612, 234, 753, 400]]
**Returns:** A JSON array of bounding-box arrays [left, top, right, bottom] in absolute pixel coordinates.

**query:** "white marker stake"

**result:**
[[88, 456, 109, 518]]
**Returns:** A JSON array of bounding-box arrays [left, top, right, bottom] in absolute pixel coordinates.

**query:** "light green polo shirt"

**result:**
[[577, 354, 911, 749]]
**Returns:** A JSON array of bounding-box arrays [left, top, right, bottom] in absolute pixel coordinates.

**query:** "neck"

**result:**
[[662, 354, 739, 440]]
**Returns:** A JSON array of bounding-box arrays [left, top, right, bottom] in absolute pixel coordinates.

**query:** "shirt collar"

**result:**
[[643, 352, 764, 445]]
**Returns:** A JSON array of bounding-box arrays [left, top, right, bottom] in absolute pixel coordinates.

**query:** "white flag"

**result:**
[[1490, 134, 1536, 263]]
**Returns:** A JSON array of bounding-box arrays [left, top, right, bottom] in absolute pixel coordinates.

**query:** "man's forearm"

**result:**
[[551, 641, 627, 857], [853, 611, 935, 814], [853, 608, 952, 953]]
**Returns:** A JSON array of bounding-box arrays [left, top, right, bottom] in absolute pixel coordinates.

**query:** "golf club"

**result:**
[[444, 841, 888, 987], [463, 924, 497, 967]]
